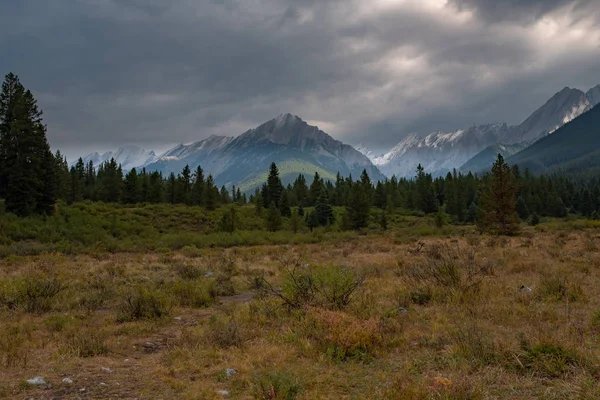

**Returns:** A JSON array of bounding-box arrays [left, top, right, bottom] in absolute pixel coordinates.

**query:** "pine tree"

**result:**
[[379, 211, 388, 230], [267, 162, 283, 207], [219, 206, 238, 233], [516, 196, 530, 220], [220, 185, 231, 204], [346, 181, 370, 229], [305, 211, 319, 232], [279, 190, 292, 217], [140, 168, 150, 202], [530, 212, 540, 226], [192, 166, 205, 205], [289, 209, 303, 233], [84, 160, 96, 200], [204, 175, 219, 211], [148, 171, 164, 203], [122, 168, 141, 204], [309, 172, 324, 206], [96, 158, 123, 203], [315, 189, 334, 226], [166, 172, 177, 204], [54, 150, 71, 201], [253, 187, 263, 216], [293, 174, 309, 206], [0, 73, 57, 215], [297, 205, 305, 217], [477, 154, 520, 235], [374, 181, 386, 209], [580, 188, 594, 217], [178, 165, 192, 205], [265, 201, 282, 232], [415, 164, 438, 214]]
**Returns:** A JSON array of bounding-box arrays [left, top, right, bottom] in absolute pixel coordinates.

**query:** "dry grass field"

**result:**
[[2, 223, 600, 399]]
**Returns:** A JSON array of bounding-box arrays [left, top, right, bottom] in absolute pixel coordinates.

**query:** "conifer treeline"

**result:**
[[3, 72, 600, 224]]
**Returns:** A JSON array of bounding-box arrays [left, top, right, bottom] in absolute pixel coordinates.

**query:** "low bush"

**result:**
[[516, 340, 583, 378], [117, 286, 170, 322], [262, 256, 365, 310], [305, 308, 382, 361], [539, 275, 583, 302], [169, 280, 216, 308], [253, 371, 302, 400], [402, 244, 492, 303], [63, 330, 109, 358], [0, 274, 67, 313]]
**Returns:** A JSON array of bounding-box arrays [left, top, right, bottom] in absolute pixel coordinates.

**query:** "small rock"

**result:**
[[101, 367, 113, 373], [62, 378, 74, 384], [79, 388, 86, 392], [174, 316, 182, 321], [398, 307, 408, 314], [520, 285, 533, 293], [204, 271, 214, 277], [143, 341, 156, 348], [217, 389, 230, 397], [226, 368, 237, 377], [124, 359, 130, 363], [27, 376, 46, 386], [99, 382, 108, 387]]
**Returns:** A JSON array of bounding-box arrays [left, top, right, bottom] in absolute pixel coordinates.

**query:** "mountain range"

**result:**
[[73, 145, 158, 171], [359, 84, 600, 177], [507, 100, 600, 176], [74, 83, 600, 187], [75, 114, 383, 191]]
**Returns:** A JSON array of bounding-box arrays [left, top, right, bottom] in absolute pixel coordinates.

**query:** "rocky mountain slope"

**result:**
[[374, 124, 510, 178], [72, 145, 157, 171], [146, 114, 384, 190]]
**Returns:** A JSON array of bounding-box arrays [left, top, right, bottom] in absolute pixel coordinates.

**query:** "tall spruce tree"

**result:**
[[346, 181, 370, 229], [477, 154, 520, 235], [267, 162, 283, 207], [315, 189, 334, 226], [192, 166, 205, 205], [204, 175, 219, 211], [0, 73, 57, 215]]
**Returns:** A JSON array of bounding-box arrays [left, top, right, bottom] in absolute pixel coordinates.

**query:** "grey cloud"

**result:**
[[448, 0, 600, 24], [0, 0, 599, 158]]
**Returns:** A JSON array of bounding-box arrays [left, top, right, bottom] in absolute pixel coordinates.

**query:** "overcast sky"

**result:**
[[1, 0, 599, 159]]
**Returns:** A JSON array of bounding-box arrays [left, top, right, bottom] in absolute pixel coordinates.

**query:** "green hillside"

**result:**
[[461, 143, 528, 174], [508, 105, 600, 174], [236, 159, 338, 192]]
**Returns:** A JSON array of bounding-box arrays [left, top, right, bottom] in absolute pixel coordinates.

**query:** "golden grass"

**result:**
[[1, 225, 600, 398]]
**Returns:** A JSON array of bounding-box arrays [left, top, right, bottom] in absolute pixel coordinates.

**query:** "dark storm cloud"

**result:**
[[0, 0, 599, 159], [449, 0, 600, 24]]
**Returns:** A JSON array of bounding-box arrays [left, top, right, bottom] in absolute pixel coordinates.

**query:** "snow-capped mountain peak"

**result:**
[[71, 145, 158, 171], [375, 124, 510, 177], [587, 84, 600, 107]]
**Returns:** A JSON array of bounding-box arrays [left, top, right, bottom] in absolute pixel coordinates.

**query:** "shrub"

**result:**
[[117, 286, 170, 321], [306, 308, 382, 361], [205, 316, 245, 348], [253, 371, 302, 400], [402, 244, 492, 303], [262, 257, 365, 310], [63, 331, 109, 358], [517, 341, 582, 378], [175, 264, 204, 281], [0, 324, 31, 367], [452, 325, 499, 367], [539, 275, 583, 302], [0, 275, 67, 313], [169, 280, 216, 308]]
